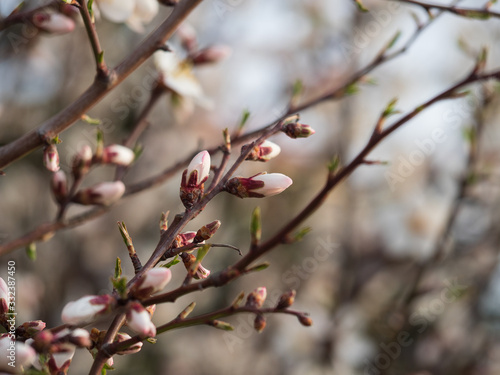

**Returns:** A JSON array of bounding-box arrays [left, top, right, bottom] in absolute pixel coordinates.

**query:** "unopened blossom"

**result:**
[[282, 122, 316, 139], [72, 144, 93, 178], [43, 144, 60, 172], [0, 335, 36, 372], [68, 328, 91, 348], [181, 253, 210, 280], [73, 181, 126, 206], [0, 277, 9, 313], [47, 345, 75, 374], [130, 268, 172, 298], [246, 287, 267, 309], [126, 302, 156, 337], [254, 314, 266, 333], [194, 220, 221, 242], [191, 45, 232, 65], [101, 144, 135, 166], [33, 12, 75, 34], [114, 333, 143, 355], [245, 140, 281, 162], [61, 295, 115, 325], [276, 290, 296, 310], [180, 151, 211, 208], [17, 320, 46, 339], [154, 49, 212, 122], [51, 171, 68, 204], [225, 173, 293, 198], [95, 0, 158, 33]]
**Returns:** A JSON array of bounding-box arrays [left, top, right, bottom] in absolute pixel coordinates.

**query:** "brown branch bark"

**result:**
[[0, 0, 204, 171]]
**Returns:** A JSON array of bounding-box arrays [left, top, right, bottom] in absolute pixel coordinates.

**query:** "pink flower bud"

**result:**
[[225, 173, 292, 198], [276, 290, 296, 310], [183, 150, 211, 187], [101, 144, 135, 166], [51, 171, 68, 204], [180, 151, 211, 208], [73, 181, 126, 206], [0, 336, 36, 371], [43, 144, 60, 172], [48, 346, 75, 374], [245, 140, 281, 162], [254, 314, 266, 333], [282, 122, 316, 139], [192, 45, 232, 65], [68, 328, 91, 348], [33, 12, 75, 34], [0, 277, 9, 314], [61, 295, 116, 325], [130, 268, 172, 298], [72, 144, 93, 178], [245, 287, 267, 309], [17, 320, 46, 339], [126, 302, 156, 338], [114, 333, 143, 355]]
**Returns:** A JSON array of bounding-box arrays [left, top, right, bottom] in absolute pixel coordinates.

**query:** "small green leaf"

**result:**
[[353, 0, 369, 12], [328, 155, 341, 173], [459, 9, 490, 19], [231, 291, 245, 308], [98, 50, 105, 65], [344, 83, 359, 96], [179, 302, 196, 320], [81, 114, 101, 125], [133, 144, 144, 160], [293, 227, 312, 242], [245, 262, 270, 273], [382, 98, 400, 117], [250, 206, 261, 245], [114, 257, 122, 279], [386, 30, 401, 50], [112, 277, 127, 298], [26, 242, 36, 261], [163, 255, 180, 268], [239, 109, 251, 129], [210, 320, 234, 331]]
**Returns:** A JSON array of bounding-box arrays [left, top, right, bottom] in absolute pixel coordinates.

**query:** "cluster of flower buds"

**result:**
[[245, 140, 281, 162], [126, 302, 156, 338], [180, 151, 211, 208], [280, 114, 316, 139], [224, 172, 292, 198], [129, 268, 172, 299], [61, 295, 116, 325]]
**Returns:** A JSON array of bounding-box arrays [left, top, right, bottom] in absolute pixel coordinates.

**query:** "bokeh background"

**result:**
[[2, 0, 500, 374]]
